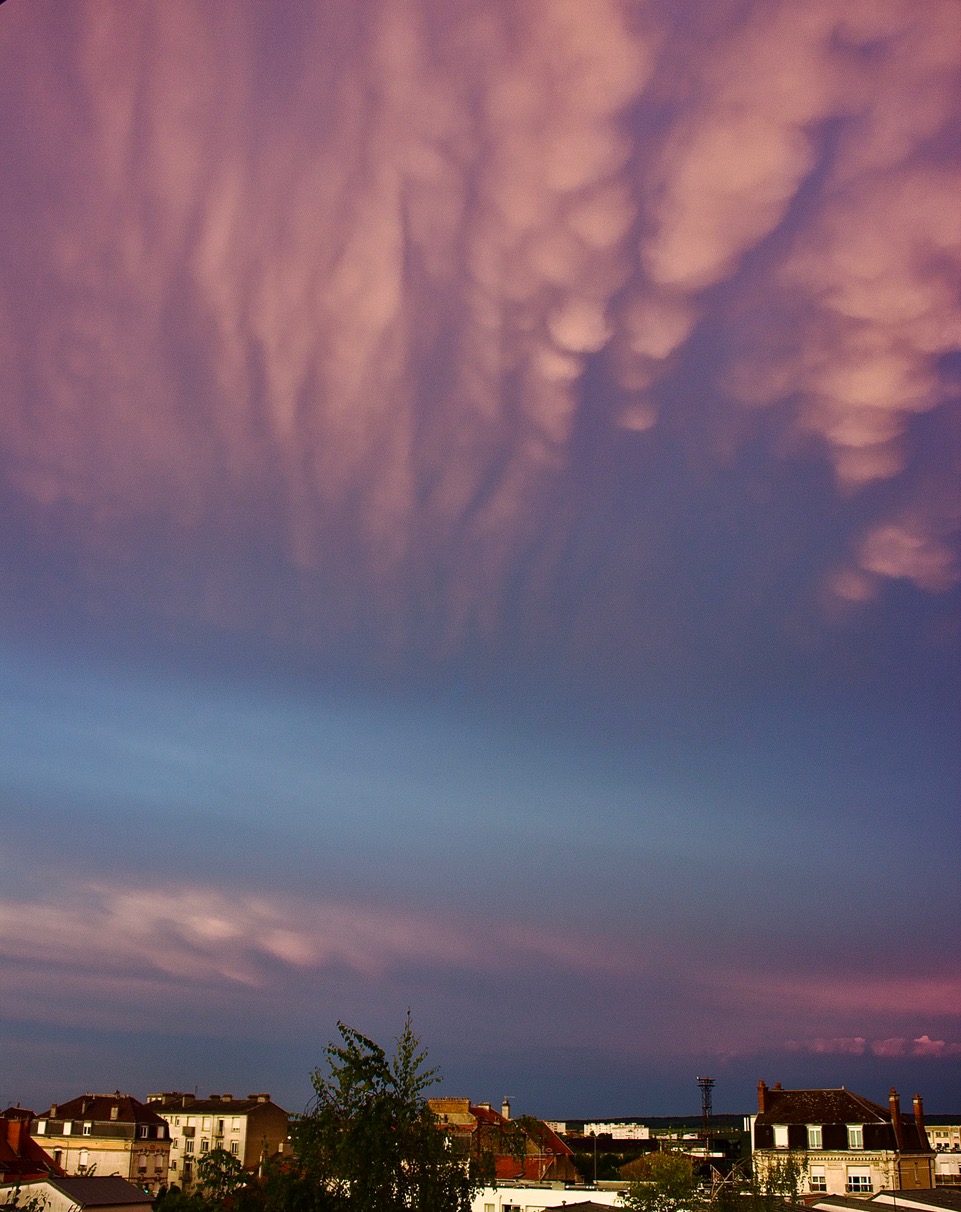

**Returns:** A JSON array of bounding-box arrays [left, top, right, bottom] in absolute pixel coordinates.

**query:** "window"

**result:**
[[170, 1161, 177, 1172], [847, 1125, 864, 1149], [202, 1118, 212, 1131], [230, 1142, 239, 1156], [79, 1150, 89, 1167], [231, 1119, 240, 1131], [773, 1125, 789, 1149], [138, 1153, 148, 1172], [484, 1205, 495, 1212], [809, 1167, 826, 1192], [139, 1125, 150, 1139], [63, 1122, 73, 1136], [217, 1120, 225, 1134], [847, 1168, 872, 1193], [807, 1125, 822, 1149], [201, 1139, 210, 1153], [82, 1122, 92, 1136], [185, 1140, 195, 1154]]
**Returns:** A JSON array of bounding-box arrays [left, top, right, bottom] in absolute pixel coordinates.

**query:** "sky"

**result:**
[[0, 0, 959, 1119]]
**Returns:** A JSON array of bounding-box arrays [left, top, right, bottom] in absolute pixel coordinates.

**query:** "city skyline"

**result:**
[[0, 0, 958, 1115]]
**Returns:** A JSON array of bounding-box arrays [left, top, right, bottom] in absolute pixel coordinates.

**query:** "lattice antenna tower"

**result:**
[[696, 1075, 715, 1136]]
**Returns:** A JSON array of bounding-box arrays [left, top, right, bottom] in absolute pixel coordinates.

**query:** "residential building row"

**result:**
[[6, 1091, 288, 1197], [2, 1079, 959, 1206]]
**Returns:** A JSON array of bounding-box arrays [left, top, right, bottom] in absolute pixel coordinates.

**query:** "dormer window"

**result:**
[[807, 1125, 822, 1149], [82, 1122, 92, 1136], [773, 1125, 789, 1149], [139, 1125, 150, 1138], [35, 1121, 46, 1135], [847, 1124, 864, 1149]]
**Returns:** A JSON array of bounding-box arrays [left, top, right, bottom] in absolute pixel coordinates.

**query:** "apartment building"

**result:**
[[32, 1095, 170, 1195], [145, 1093, 287, 1190], [751, 1081, 935, 1197]]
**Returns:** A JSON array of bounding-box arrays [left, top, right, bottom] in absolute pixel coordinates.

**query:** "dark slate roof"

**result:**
[[146, 1094, 281, 1114], [46, 1096, 166, 1127], [757, 1089, 891, 1126], [872, 1192, 961, 1212], [552, 1203, 618, 1211], [48, 1177, 153, 1207]]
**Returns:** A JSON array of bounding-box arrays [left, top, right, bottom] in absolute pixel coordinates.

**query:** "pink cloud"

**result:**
[[872, 1038, 908, 1057], [911, 1034, 961, 1057], [785, 1034, 961, 1058]]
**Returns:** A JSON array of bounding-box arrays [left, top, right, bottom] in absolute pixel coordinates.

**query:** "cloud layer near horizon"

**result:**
[[2, 877, 958, 1062], [1, 0, 958, 671]]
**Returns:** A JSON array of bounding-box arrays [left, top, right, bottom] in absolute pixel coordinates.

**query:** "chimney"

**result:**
[[50, 1105, 58, 1117], [757, 1080, 768, 1113], [222, 1095, 232, 1103], [913, 1094, 929, 1148], [889, 1089, 904, 1150], [7, 1118, 24, 1154], [501, 1098, 511, 1121]]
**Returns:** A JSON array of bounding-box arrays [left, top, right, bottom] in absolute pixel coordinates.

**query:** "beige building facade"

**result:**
[[752, 1082, 935, 1198], [145, 1093, 287, 1190], [33, 1095, 170, 1195]]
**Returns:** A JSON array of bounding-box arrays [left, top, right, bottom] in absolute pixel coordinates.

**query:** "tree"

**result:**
[[620, 1151, 704, 1212], [196, 1148, 249, 1203], [742, 1152, 805, 1211], [291, 1015, 483, 1212]]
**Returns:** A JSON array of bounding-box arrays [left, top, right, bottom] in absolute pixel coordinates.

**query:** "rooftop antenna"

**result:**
[[697, 1076, 715, 1161]]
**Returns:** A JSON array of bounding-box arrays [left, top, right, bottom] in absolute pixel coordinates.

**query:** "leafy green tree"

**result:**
[[743, 1152, 805, 1210], [196, 1148, 249, 1203], [291, 1015, 483, 1212], [620, 1151, 704, 1212]]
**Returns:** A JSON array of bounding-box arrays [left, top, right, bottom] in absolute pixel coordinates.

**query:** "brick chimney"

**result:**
[[913, 1094, 929, 1148], [889, 1089, 904, 1150], [5, 1117, 24, 1154], [757, 1080, 768, 1113]]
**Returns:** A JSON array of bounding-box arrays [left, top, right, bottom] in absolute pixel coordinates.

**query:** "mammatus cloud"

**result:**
[[0, 0, 957, 660]]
